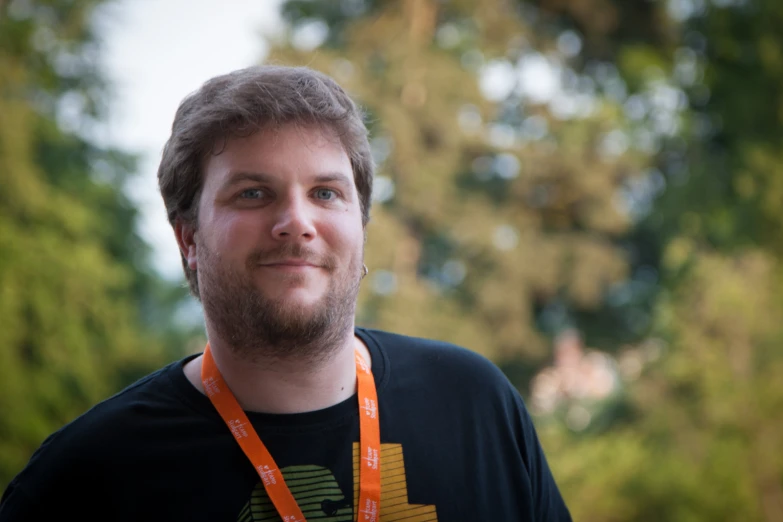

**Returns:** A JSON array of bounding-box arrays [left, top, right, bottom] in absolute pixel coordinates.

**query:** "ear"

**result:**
[[175, 219, 198, 271]]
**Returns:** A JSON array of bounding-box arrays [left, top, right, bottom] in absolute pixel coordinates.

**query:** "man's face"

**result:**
[[177, 123, 365, 359]]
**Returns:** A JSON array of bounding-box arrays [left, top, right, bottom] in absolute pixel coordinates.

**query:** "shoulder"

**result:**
[[360, 327, 500, 369], [56, 359, 182, 437], [359, 327, 515, 397], [5, 359, 185, 494]]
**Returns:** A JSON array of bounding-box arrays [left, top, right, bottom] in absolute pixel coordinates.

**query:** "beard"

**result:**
[[197, 241, 362, 365]]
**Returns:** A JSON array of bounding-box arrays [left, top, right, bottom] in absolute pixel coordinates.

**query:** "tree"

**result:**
[[270, 0, 653, 388], [520, 1, 783, 519], [267, 1, 783, 519], [0, 0, 191, 488]]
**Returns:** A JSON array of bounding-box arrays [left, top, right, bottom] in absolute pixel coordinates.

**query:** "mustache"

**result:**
[[246, 244, 337, 270]]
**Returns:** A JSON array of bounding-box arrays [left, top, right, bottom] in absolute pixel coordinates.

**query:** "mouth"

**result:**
[[259, 259, 322, 271]]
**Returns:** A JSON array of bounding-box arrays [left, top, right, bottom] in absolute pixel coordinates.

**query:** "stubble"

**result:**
[[197, 242, 362, 366]]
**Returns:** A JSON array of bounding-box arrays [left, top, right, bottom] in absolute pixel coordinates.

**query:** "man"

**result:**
[[0, 65, 571, 521]]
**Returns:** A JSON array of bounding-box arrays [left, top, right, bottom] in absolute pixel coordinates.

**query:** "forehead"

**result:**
[[204, 123, 351, 181]]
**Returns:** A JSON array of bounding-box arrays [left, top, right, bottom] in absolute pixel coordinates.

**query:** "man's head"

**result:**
[[158, 65, 374, 299], [157, 66, 374, 360]]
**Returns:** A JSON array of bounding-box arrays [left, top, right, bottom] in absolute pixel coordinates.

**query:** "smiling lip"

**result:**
[[260, 259, 320, 270]]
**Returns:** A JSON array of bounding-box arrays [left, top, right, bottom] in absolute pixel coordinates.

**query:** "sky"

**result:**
[[94, 0, 283, 279]]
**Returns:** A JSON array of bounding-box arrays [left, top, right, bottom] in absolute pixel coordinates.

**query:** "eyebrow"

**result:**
[[220, 171, 354, 191], [219, 172, 272, 190], [312, 172, 354, 188]]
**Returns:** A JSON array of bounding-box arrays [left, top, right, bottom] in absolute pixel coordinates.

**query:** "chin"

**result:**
[[262, 284, 327, 307], [256, 270, 321, 290]]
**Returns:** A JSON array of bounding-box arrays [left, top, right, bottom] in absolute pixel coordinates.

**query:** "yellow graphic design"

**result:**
[[237, 445, 437, 521], [237, 465, 352, 521], [353, 443, 438, 521]]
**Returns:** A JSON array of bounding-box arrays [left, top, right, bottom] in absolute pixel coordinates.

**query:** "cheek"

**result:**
[[321, 218, 364, 258], [209, 212, 262, 252]]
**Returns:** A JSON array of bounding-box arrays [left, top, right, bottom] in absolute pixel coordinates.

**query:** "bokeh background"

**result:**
[[2, 0, 783, 520]]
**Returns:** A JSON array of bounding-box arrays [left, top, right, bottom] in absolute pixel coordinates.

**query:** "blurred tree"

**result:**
[[526, 1, 783, 519], [268, 0, 783, 519], [543, 247, 783, 521], [271, 0, 655, 388], [0, 0, 196, 488]]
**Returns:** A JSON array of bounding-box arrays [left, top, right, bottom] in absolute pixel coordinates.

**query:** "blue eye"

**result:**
[[240, 189, 263, 199], [315, 189, 336, 200]]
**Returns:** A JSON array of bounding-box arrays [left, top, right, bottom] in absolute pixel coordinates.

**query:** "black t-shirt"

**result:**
[[0, 328, 572, 521]]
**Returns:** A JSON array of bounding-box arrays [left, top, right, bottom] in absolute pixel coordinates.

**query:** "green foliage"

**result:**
[[544, 248, 783, 520], [0, 0, 194, 488], [534, 1, 783, 519], [272, 0, 650, 376], [275, 0, 783, 518], [2, 0, 782, 516]]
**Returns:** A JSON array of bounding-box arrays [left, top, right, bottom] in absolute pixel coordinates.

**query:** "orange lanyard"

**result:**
[[201, 343, 381, 522]]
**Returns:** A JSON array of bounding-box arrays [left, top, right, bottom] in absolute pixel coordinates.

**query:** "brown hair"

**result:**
[[157, 65, 374, 298]]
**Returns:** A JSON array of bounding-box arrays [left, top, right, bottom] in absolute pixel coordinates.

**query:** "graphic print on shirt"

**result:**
[[236, 444, 438, 521], [236, 464, 353, 522]]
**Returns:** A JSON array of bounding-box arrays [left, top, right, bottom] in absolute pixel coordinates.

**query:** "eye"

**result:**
[[314, 188, 337, 201], [240, 188, 263, 199]]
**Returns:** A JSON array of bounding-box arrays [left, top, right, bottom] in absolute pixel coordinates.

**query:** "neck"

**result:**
[[184, 327, 371, 414]]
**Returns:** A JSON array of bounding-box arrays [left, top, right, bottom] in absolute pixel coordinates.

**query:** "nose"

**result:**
[[270, 193, 317, 240]]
